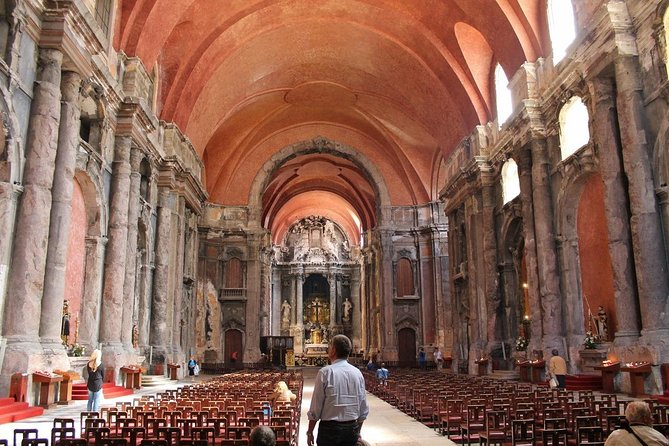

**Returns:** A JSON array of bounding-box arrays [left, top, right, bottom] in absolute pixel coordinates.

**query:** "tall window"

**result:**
[[559, 96, 590, 160], [495, 64, 513, 127], [548, 0, 577, 63], [95, 0, 113, 36], [396, 257, 415, 297], [502, 158, 521, 204]]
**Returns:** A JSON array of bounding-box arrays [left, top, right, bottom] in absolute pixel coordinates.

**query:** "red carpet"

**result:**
[[0, 397, 44, 425], [565, 374, 603, 391], [71, 382, 134, 400]]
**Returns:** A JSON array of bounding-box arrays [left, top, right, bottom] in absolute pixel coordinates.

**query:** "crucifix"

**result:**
[[309, 299, 326, 323]]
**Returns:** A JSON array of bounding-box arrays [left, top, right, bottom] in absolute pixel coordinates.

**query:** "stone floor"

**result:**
[[0, 369, 457, 445]]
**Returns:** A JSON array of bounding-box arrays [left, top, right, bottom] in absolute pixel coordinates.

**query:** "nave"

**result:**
[[0, 369, 454, 445]]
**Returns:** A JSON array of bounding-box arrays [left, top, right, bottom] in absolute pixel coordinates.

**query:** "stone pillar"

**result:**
[[244, 232, 262, 362], [271, 269, 281, 334], [171, 197, 186, 359], [351, 267, 362, 351], [99, 136, 132, 350], [589, 76, 640, 343], [78, 236, 106, 348], [0, 182, 22, 336], [121, 148, 142, 350], [514, 148, 543, 344], [41, 71, 82, 350], [137, 250, 154, 349], [481, 173, 500, 352], [149, 188, 174, 363], [379, 229, 397, 360], [328, 272, 337, 325], [2, 49, 62, 380], [529, 138, 563, 350], [292, 272, 305, 354], [614, 55, 669, 336]]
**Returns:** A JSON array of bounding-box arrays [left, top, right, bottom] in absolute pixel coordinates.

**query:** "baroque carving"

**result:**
[[281, 216, 351, 263]]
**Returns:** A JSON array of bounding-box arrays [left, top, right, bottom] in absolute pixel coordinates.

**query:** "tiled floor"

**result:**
[[0, 369, 457, 445]]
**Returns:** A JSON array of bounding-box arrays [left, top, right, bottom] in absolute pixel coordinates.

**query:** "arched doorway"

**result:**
[[397, 327, 416, 367], [225, 329, 243, 368]]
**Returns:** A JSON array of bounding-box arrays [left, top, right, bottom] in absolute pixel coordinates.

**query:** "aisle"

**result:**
[[298, 367, 456, 446]]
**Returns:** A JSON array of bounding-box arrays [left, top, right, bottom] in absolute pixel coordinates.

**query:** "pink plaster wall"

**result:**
[[577, 174, 616, 336], [64, 179, 86, 343]]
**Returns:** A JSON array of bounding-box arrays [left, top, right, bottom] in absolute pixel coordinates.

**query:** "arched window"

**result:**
[[396, 258, 415, 297], [495, 64, 513, 127], [502, 158, 521, 204], [547, 0, 577, 63], [559, 96, 590, 160]]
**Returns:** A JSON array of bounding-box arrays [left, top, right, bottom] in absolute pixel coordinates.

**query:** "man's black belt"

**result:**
[[321, 420, 358, 425]]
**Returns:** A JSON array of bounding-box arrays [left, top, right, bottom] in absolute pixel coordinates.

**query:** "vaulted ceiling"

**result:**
[[117, 0, 548, 242]]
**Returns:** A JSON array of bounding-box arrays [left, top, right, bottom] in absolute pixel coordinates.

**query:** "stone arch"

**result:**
[[555, 165, 613, 352], [499, 210, 525, 343], [73, 166, 108, 348], [247, 136, 392, 228]]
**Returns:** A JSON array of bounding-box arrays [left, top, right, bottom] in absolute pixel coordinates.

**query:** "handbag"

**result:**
[[549, 377, 558, 388]]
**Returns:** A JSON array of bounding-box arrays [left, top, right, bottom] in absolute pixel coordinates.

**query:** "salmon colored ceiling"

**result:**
[[117, 0, 547, 239]]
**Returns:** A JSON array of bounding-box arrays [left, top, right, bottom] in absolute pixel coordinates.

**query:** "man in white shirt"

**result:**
[[307, 334, 369, 446], [604, 401, 668, 446], [434, 346, 444, 371]]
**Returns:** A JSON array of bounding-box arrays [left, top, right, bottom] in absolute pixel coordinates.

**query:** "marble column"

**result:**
[[0, 182, 22, 336], [271, 269, 281, 334], [41, 71, 82, 349], [351, 267, 362, 351], [149, 188, 174, 362], [100, 136, 132, 351], [120, 148, 142, 350], [481, 173, 500, 352], [171, 197, 186, 358], [614, 55, 669, 335], [529, 137, 563, 350], [589, 77, 640, 342], [514, 148, 543, 344], [2, 48, 62, 345], [292, 272, 304, 354], [78, 236, 106, 348], [244, 231, 262, 362], [328, 272, 337, 326], [379, 229, 397, 360]]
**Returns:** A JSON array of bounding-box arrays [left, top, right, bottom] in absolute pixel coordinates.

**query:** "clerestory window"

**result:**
[[547, 0, 577, 64], [495, 64, 513, 127], [502, 158, 521, 204], [559, 96, 590, 160]]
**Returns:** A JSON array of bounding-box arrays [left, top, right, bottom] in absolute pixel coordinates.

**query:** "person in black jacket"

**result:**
[[86, 349, 104, 412]]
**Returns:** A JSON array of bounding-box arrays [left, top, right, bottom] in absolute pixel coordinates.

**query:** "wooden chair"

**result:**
[[511, 419, 536, 446], [97, 440, 129, 446], [190, 426, 216, 446], [541, 418, 568, 446], [576, 426, 604, 446], [19, 440, 48, 446], [121, 427, 146, 446], [139, 441, 168, 446], [53, 418, 75, 430], [50, 427, 75, 446], [54, 440, 87, 446], [441, 398, 465, 437], [460, 403, 487, 446], [479, 410, 509, 446], [225, 426, 251, 440], [14, 428, 39, 446], [178, 441, 208, 446], [156, 427, 182, 445]]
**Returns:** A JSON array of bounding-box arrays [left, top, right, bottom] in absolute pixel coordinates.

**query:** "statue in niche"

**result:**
[[342, 297, 353, 323], [596, 306, 608, 342], [281, 300, 292, 326], [61, 300, 70, 344]]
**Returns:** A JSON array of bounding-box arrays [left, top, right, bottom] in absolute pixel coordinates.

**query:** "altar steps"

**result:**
[[71, 382, 134, 400], [490, 370, 520, 381], [565, 374, 603, 391], [141, 374, 174, 388], [0, 397, 43, 425]]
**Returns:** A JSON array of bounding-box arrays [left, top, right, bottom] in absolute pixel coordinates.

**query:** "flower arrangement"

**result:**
[[69, 343, 86, 357], [583, 331, 598, 349], [515, 336, 529, 351]]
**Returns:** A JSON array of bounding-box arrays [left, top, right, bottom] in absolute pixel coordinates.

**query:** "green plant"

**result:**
[[583, 331, 598, 349], [70, 344, 86, 357], [515, 336, 529, 351]]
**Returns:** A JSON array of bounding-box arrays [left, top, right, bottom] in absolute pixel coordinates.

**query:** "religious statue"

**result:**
[[281, 300, 291, 326], [596, 306, 608, 342], [342, 297, 353, 323], [61, 300, 70, 345], [132, 324, 139, 348]]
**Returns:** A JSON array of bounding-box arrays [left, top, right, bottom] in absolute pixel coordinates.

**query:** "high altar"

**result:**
[[272, 216, 362, 356]]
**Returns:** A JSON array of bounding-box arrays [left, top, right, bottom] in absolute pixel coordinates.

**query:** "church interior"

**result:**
[[0, 0, 669, 433]]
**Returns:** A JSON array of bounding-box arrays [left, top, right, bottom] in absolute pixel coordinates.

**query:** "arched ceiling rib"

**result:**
[[117, 0, 545, 240]]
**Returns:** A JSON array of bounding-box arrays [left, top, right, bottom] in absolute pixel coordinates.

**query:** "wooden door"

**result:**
[[225, 329, 243, 368], [397, 327, 416, 367]]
